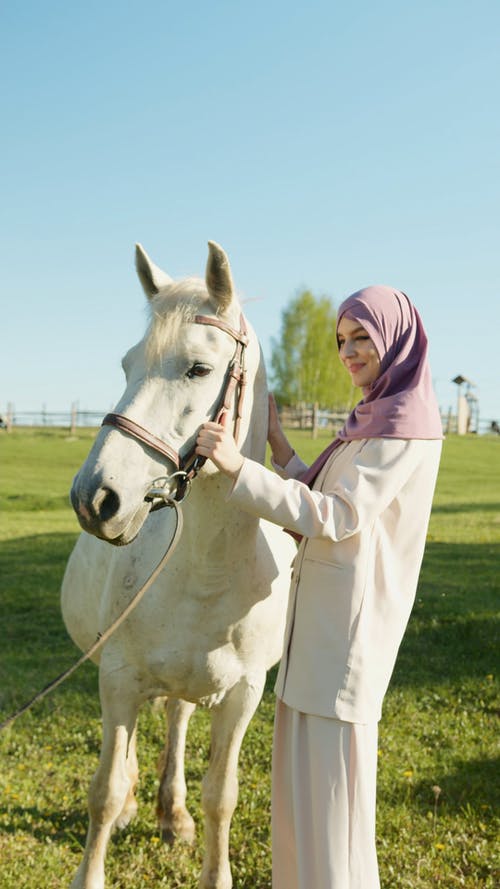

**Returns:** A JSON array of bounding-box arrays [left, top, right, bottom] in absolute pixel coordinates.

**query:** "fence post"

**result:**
[[444, 407, 452, 435], [6, 402, 14, 433], [70, 402, 77, 436], [299, 402, 305, 429], [312, 402, 319, 439]]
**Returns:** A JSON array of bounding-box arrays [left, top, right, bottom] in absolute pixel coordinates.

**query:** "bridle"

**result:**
[[102, 314, 248, 506], [101, 313, 249, 507]]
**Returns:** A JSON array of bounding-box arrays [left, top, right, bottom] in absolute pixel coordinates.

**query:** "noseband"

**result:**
[[101, 313, 249, 506]]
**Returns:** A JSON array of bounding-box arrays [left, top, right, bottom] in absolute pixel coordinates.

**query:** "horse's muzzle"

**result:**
[[70, 475, 150, 545]]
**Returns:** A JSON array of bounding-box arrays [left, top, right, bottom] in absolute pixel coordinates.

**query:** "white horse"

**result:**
[[61, 241, 295, 889]]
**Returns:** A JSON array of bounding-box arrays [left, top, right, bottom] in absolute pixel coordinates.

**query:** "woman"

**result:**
[[196, 285, 443, 889]]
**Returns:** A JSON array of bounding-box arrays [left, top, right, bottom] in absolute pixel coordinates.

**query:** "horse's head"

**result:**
[[71, 242, 267, 545]]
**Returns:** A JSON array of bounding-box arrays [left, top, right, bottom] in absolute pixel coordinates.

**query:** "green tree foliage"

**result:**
[[270, 289, 356, 408]]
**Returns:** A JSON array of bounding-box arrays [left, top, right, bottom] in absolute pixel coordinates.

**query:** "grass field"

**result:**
[[0, 428, 499, 888]]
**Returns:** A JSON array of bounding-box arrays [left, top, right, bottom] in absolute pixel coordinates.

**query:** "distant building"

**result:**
[[452, 375, 478, 434]]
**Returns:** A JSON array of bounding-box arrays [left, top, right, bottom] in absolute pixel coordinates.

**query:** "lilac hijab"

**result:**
[[300, 285, 443, 488]]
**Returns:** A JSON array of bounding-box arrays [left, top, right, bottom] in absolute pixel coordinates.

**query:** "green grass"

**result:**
[[0, 428, 499, 887]]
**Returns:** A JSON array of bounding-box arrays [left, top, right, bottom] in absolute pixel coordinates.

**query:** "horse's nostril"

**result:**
[[92, 486, 121, 522]]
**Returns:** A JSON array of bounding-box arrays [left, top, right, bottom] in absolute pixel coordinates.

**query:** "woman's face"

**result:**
[[337, 316, 381, 388]]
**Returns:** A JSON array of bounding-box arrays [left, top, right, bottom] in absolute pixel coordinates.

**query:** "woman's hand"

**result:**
[[195, 412, 244, 478], [268, 394, 294, 468]]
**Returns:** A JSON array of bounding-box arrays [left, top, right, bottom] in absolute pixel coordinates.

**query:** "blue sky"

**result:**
[[1, 0, 499, 426]]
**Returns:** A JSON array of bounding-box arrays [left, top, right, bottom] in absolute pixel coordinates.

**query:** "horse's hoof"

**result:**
[[160, 825, 177, 846], [159, 812, 196, 846]]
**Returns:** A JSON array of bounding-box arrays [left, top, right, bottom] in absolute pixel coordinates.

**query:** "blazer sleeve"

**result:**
[[229, 438, 425, 542], [270, 452, 309, 479]]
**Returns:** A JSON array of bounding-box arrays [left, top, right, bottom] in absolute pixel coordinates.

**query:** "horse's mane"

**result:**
[[145, 277, 243, 367], [146, 278, 211, 365]]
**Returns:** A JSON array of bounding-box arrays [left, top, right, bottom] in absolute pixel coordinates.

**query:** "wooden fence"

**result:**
[[1, 403, 498, 437], [0, 404, 105, 434], [278, 404, 498, 437], [279, 404, 349, 438]]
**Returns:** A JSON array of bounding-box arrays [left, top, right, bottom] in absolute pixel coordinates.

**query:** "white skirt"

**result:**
[[271, 699, 380, 889]]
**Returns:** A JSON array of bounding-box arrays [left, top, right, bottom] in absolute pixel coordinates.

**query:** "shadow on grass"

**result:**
[[392, 541, 499, 688], [0, 798, 174, 850], [0, 532, 97, 715], [431, 501, 500, 514], [0, 803, 88, 848], [267, 540, 500, 695], [435, 754, 500, 811], [2, 535, 498, 708], [381, 755, 500, 815]]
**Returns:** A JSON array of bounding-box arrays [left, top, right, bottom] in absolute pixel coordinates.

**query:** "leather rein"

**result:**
[[101, 313, 249, 506]]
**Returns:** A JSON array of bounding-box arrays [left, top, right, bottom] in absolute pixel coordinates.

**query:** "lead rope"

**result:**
[[0, 499, 184, 733]]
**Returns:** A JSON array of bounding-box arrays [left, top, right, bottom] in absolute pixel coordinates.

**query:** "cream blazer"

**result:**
[[228, 437, 442, 723]]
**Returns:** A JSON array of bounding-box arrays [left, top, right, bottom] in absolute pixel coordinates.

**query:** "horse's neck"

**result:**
[[240, 343, 268, 463], [184, 477, 260, 565]]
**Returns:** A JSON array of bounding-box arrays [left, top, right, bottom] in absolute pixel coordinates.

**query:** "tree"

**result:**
[[270, 289, 356, 408]]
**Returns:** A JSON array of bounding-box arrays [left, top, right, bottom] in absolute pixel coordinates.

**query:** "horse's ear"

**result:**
[[205, 241, 234, 313], [135, 243, 173, 299]]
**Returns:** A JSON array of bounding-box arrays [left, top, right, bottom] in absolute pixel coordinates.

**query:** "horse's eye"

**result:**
[[186, 363, 212, 379]]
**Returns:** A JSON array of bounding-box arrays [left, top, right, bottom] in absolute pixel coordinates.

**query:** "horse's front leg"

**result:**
[[114, 721, 139, 830], [70, 669, 140, 889], [199, 674, 266, 889], [157, 697, 197, 844]]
